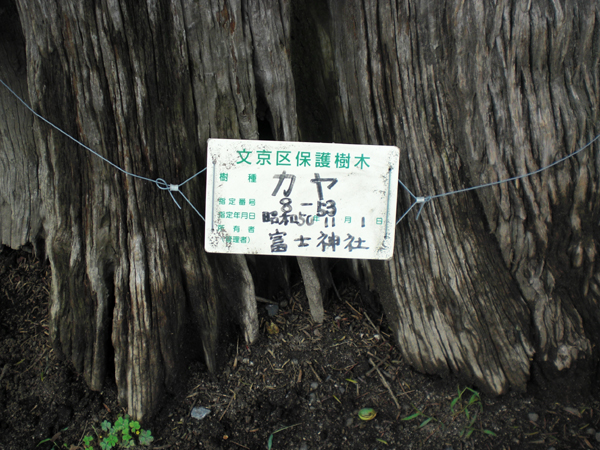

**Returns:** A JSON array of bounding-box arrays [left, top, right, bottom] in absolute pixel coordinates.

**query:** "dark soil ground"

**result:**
[[1, 247, 599, 450]]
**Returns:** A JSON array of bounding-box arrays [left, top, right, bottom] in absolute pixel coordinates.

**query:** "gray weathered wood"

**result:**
[[0, 6, 41, 251], [247, 0, 330, 323], [12, 0, 263, 419], [324, 0, 599, 394], [297, 256, 330, 323]]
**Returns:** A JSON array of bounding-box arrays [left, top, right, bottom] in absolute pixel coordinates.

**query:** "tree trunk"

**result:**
[[323, 0, 599, 394], [0, 4, 41, 251], [1, 0, 598, 419], [11, 0, 266, 419]]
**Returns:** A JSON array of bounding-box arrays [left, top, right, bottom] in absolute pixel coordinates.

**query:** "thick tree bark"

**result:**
[[11, 0, 266, 419], [1, 0, 599, 419], [0, 5, 41, 251], [321, 0, 599, 394]]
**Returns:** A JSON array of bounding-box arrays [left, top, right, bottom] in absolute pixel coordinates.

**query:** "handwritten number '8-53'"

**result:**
[[316, 199, 336, 217], [265, 171, 338, 225]]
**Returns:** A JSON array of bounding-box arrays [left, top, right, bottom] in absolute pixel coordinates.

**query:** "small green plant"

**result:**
[[37, 427, 69, 449], [450, 386, 497, 438], [401, 387, 497, 440], [36, 440, 69, 449], [266, 423, 300, 450], [36, 439, 69, 449], [401, 405, 442, 430], [83, 415, 154, 449]]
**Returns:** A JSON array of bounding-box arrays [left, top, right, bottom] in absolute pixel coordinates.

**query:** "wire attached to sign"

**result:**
[[0, 78, 207, 221], [2, 77, 598, 230], [396, 133, 600, 225]]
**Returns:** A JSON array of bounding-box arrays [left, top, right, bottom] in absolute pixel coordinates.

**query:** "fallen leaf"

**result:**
[[266, 322, 279, 335]]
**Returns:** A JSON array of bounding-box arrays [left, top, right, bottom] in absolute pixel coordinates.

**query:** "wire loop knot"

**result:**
[[155, 178, 182, 209], [415, 196, 432, 220]]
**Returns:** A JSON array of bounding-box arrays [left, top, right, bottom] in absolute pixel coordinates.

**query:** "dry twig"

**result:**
[[255, 296, 278, 304], [0, 364, 9, 382], [219, 389, 237, 421], [308, 362, 322, 383], [368, 358, 401, 410], [364, 312, 379, 334], [365, 353, 389, 377], [345, 300, 362, 317]]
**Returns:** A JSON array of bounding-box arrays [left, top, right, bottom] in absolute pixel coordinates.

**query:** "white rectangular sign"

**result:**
[[204, 139, 399, 260]]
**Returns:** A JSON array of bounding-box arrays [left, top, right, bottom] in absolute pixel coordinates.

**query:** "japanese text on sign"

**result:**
[[205, 139, 400, 260]]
